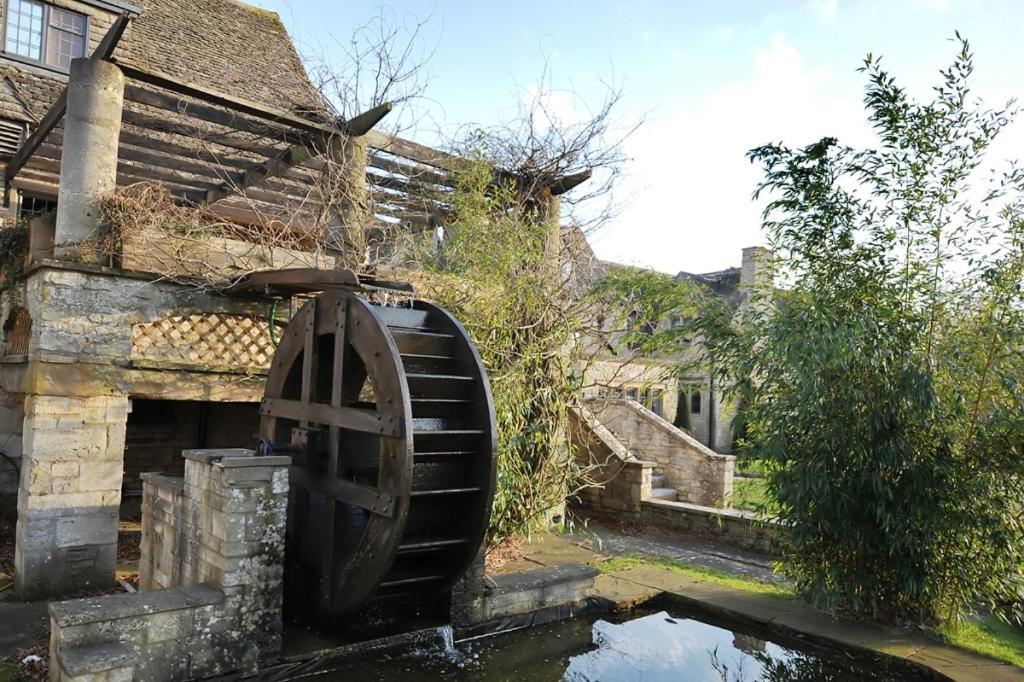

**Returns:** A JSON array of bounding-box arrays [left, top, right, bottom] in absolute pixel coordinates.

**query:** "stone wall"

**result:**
[[15, 394, 129, 599], [640, 499, 781, 555], [588, 399, 734, 507], [5, 263, 272, 599], [48, 448, 290, 681], [569, 406, 652, 516]]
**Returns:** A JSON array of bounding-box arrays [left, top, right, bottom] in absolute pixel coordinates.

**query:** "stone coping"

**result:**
[[182, 448, 291, 468], [139, 472, 184, 491], [488, 564, 599, 594], [59, 641, 137, 677], [593, 566, 1023, 681], [571, 406, 654, 467], [643, 498, 781, 526], [48, 584, 223, 627]]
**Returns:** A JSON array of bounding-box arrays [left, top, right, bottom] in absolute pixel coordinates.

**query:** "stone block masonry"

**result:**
[[48, 448, 289, 681], [15, 395, 129, 600]]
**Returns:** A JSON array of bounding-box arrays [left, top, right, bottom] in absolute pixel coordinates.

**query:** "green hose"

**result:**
[[268, 299, 280, 347]]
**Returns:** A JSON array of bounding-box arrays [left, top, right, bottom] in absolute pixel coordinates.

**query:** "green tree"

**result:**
[[701, 36, 1024, 626]]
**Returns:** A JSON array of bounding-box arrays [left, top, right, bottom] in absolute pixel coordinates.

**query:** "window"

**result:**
[[650, 389, 664, 417], [4, 0, 87, 70], [626, 387, 638, 401], [690, 391, 702, 415]]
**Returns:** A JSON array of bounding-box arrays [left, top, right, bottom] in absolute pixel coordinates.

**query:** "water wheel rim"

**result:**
[[260, 290, 414, 614]]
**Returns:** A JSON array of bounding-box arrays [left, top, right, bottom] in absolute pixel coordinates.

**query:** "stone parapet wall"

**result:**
[[588, 399, 734, 507], [49, 448, 290, 681], [569, 406, 652, 516], [640, 499, 782, 555]]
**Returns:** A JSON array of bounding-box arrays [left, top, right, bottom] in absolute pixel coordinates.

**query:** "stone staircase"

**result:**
[[649, 472, 678, 502]]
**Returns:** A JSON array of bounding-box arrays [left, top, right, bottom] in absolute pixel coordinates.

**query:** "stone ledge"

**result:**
[[48, 584, 223, 627], [59, 641, 137, 677], [139, 472, 184, 492], [488, 564, 600, 594], [183, 448, 291, 469], [643, 498, 772, 523]]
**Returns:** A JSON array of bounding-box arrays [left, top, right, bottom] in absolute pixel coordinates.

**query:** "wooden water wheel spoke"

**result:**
[[289, 467, 395, 517], [260, 289, 497, 617], [260, 399, 403, 437]]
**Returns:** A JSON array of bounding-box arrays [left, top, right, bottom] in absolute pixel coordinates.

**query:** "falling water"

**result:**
[[438, 624, 455, 655]]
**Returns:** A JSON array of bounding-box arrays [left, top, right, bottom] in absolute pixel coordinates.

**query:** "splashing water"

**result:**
[[438, 624, 455, 655]]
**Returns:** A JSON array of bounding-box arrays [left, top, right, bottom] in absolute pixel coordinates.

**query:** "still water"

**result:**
[[317, 606, 921, 681]]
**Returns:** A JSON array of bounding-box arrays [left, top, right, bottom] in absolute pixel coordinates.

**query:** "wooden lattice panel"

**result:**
[[4, 307, 32, 356], [131, 313, 278, 371]]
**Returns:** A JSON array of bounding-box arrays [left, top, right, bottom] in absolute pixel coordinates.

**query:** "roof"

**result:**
[[675, 267, 742, 306], [116, 0, 323, 115], [0, 0, 323, 129]]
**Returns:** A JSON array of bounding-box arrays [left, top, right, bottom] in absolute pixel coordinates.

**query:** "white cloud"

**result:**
[[591, 34, 872, 274]]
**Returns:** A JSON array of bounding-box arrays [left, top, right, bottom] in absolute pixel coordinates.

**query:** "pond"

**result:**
[[312, 599, 931, 681]]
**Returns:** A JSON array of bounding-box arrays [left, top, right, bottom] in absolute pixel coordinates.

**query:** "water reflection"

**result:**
[[564, 611, 890, 682], [313, 607, 914, 681]]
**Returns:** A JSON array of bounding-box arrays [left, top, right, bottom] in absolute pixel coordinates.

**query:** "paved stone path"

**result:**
[[566, 517, 785, 585]]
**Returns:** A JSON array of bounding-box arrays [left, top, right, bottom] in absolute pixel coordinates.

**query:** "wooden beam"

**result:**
[[549, 169, 593, 196], [120, 109, 282, 156], [190, 144, 313, 205], [345, 102, 392, 136], [3, 15, 132, 194], [364, 130, 469, 172], [368, 152, 453, 188], [123, 84, 305, 144], [114, 61, 339, 139]]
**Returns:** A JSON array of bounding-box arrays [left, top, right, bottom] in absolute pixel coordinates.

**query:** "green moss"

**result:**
[[230, 0, 283, 24], [592, 555, 793, 600], [937, 617, 1024, 668]]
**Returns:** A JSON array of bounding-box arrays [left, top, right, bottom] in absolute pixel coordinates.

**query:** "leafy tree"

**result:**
[[700, 36, 1024, 625]]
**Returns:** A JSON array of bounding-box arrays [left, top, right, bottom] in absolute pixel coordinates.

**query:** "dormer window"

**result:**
[[4, 0, 87, 70]]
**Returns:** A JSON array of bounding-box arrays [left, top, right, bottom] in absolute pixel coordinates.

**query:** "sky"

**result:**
[[249, 0, 1024, 274]]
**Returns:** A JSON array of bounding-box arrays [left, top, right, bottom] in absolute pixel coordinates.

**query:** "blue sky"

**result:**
[[250, 0, 1024, 273]]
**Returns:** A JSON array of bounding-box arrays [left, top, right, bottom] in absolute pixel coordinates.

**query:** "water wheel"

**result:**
[[259, 289, 497, 617]]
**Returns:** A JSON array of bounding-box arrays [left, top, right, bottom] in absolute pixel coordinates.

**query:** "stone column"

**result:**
[[15, 395, 129, 599], [54, 58, 124, 262], [325, 134, 369, 271]]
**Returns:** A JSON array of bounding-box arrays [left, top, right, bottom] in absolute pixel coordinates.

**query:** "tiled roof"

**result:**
[[0, 0, 323, 130], [115, 0, 323, 115]]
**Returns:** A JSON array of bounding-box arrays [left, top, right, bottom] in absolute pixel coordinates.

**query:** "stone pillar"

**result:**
[[162, 448, 289, 672], [54, 58, 124, 262], [325, 134, 369, 271], [15, 395, 129, 600]]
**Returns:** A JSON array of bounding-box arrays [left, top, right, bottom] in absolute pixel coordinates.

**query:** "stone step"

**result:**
[[649, 487, 678, 502], [650, 474, 666, 488], [58, 641, 137, 679]]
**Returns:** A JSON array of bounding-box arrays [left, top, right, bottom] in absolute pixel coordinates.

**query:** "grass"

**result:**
[[592, 554, 793, 600], [732, 476, 768, 512], [937, 617, 1024, 668]]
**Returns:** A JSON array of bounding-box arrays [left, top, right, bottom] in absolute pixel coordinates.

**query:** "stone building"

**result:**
[[579, 244, 773, 454], [0, 0, 453, 600]]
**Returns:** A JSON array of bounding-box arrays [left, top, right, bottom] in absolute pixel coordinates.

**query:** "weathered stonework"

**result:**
[[5, 263, 273, 598], [15, 394, 129, 599], [48, 448, 289, 681], [569, 406, 653, 516], [586, 399, 734, 506], [640, 499, 782, 555]]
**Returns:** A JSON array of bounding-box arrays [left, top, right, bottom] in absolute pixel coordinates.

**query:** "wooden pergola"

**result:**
[[2, 15, 460, 239]]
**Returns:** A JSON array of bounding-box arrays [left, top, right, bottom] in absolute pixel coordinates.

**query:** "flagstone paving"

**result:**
[[510, 528, 1024, 681]]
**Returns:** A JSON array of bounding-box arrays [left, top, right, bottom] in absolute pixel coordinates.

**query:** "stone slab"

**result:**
[[488, 564, 599, 594], [59, 641, 137, 677], [49, 584, 223, 627]]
